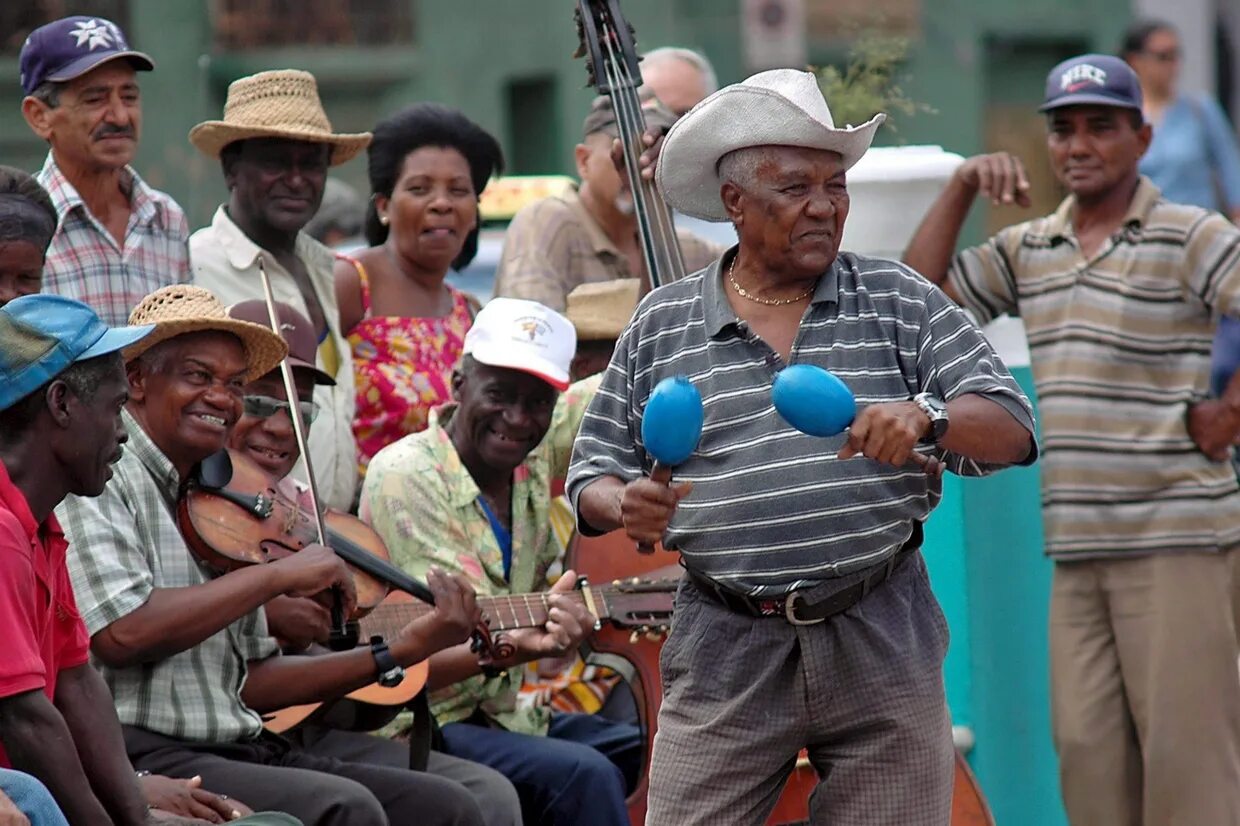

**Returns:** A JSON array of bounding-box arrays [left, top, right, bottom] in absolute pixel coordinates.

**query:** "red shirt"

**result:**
[[0, 459, 91, 767]]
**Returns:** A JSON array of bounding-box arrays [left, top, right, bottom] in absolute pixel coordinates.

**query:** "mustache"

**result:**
[[92, 124, 135, 141]]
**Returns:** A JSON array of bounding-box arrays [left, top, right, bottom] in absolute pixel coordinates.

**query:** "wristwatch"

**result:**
[[369, 636, 406, 688], [912, 392, 950, 443]]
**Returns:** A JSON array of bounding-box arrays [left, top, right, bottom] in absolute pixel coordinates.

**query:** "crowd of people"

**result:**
[[0, 9, 1238, 826]]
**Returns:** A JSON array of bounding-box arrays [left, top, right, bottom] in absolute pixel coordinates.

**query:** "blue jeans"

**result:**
[[0, 770, 69, 826], [441, 713, 641, 826]]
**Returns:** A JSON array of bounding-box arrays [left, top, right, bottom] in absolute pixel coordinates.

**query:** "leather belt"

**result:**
[[685, 524, 922, 625]]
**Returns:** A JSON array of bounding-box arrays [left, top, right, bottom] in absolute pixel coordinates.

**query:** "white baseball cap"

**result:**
[[463, 298, 575, 391]]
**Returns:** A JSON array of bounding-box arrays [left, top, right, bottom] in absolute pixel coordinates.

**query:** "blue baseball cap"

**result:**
[[1039, 54, 1143, 113], [19, 16, 154, 97], [0, 295, 153, 412]]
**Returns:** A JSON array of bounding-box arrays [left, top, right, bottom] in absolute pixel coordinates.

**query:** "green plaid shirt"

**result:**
[[359, 375, 600, 735], [58, 410, 278, 743]]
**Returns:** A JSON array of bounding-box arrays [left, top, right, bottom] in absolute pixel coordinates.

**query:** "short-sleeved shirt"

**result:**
[[947, 176, 1240, 559], [359, 375, 601, 735], [0, 460, 90, 768], [58, 410, 278, 744], [191, 206, 359, 512], [37, 152, 190, 327], [567, 252, 1037, 597], [492, 185, 724, 311]]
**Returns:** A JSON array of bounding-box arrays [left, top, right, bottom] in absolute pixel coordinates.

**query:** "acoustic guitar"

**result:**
[[263, 578, 677, 733]]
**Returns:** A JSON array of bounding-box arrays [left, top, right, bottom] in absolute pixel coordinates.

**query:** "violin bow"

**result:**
[[575, 0, 686, 290], [256, 257, 353, 645]]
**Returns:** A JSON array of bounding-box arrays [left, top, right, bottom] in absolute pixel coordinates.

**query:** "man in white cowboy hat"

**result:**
[[18, 15, 190, 326], [187, 69, 369, 513], [58, 284, 498, 826], [568, 69, 1039, 823], [494, 93, 722, 312]]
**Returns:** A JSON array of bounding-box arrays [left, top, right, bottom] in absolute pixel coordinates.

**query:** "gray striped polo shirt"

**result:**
[[566, 252, 1037, 597]]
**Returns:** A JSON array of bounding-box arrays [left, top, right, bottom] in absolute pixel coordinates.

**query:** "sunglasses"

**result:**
[[242, 394, 320, 427]]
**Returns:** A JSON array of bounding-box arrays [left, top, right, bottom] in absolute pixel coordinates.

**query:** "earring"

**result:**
[[379, 215, 390, 226]]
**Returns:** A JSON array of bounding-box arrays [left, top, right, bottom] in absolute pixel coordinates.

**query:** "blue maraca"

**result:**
[[637, 375, 703, 552], [771, 363, 856, 437], [772, 364, 941, 475]]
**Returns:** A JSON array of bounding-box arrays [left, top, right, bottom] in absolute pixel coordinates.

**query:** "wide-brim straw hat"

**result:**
[[566, 279, 640, 341], [123, 285, 289, 383], [657, 69, 886, 222], [189, 69, 371, 166]]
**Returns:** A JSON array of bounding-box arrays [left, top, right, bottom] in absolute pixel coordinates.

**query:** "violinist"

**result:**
[[222, 299, 521, 826], [359, 298, 641, 826], [58, 284, 493, 826], [492, 94, 722, 311]]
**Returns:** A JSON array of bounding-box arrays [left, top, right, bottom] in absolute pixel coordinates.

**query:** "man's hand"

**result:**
[[838, 402, 940, 474], [265, 595, 332, 651], [611, 125, 668, 186], [1188, 400, 1240, 461], [0, 789, 29, 826], [619, 478, 692, 547], [955, 152, 1033, 208], [391, 569, 480, 665], [270, 545, 357, 617], [485, 572, 596, 667], [141, 774, 250, 823]]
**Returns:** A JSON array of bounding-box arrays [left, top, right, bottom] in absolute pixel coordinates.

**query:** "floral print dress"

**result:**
[[342, 256, 475, 476]]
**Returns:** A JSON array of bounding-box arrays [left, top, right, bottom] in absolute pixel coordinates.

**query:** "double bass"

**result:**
[[569, 2, 996, 823]]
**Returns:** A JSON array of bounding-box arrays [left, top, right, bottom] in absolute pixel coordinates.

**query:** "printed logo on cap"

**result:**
[[514, 316, 553, 346], [69, 18, 122, 51], [1060, 63, 1107, 93]]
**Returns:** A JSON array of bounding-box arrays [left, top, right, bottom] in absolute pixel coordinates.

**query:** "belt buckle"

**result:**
[[784, 591, 825, 625]]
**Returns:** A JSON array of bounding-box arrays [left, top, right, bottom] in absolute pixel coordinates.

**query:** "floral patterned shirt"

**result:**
[[359, 374, 601, 734]]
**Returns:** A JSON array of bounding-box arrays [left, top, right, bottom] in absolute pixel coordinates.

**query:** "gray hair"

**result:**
[[29, 81, 62, 108], [641, 47, 718, 95], [717, 146, 781, 192]]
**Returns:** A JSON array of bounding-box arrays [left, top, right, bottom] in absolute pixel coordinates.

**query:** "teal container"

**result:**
[[922, 365, 1068, 826]]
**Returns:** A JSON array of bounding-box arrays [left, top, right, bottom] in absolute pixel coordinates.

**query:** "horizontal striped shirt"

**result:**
[[37, 152, 190, 327], [58, 411, 277, 743], [947, 177, 1240, 559], [566, 251, 1037, 597]]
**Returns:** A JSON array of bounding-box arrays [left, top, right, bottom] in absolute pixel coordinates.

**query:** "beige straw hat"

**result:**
[[122, 285, 289, 383], [189, 69, 371, 166], [565, 279, 641, 341]]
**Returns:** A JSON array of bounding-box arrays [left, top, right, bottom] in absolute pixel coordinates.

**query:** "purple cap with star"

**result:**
[[19, 16, 154, 96]]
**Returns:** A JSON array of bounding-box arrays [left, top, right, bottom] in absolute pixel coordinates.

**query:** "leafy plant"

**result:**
[[815, 33, 932, 133]]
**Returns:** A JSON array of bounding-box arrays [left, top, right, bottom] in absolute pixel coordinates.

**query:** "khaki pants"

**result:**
[[1050, 551, 1240, 826]]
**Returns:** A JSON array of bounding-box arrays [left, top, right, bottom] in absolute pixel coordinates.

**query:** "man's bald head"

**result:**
[[641, 47, 717, 116]]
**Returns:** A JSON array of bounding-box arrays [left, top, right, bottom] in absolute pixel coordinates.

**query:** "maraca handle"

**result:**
[[909, 451, 945, 478], [636, 462, 674, 554]]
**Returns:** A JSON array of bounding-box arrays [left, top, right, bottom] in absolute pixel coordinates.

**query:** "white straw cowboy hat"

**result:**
[[656, 69, 886, 221], [122, 285, 289, 383], [565, 279, 640, 341], [189, 69, 371, 166]]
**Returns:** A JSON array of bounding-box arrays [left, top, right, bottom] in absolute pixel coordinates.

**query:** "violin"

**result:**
[[176, 447, 393, 616], [575, 0, 685, 290]]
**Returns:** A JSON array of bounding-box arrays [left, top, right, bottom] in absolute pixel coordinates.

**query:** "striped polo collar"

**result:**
[[703, 248, 841, 339], [1044, 175, 1163, 241]]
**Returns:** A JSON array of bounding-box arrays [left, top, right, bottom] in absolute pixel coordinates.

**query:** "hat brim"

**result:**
[[79, 323, 155, 360], [45, 50, 154, 86], [122, 318, 289, 383], [1037, 93, 1143, 112], [467, 341, 570, 392], [188, 122, 371, 167], [656, 85, 885, 222], [288, 355, 336, 386]]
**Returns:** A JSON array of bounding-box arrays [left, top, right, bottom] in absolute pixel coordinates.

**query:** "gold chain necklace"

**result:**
[[727, 258, 816, 306]]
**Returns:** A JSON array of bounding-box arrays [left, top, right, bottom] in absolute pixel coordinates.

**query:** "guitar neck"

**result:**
[[358, 589, 601, 642]]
